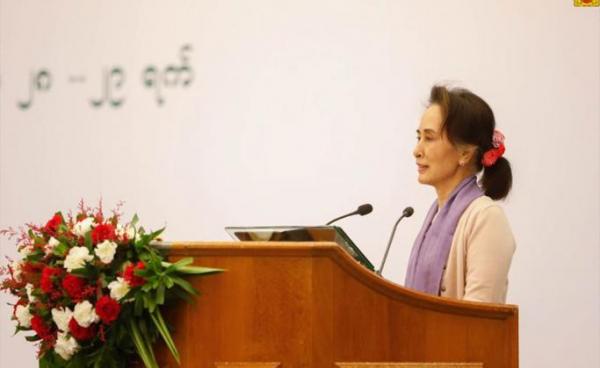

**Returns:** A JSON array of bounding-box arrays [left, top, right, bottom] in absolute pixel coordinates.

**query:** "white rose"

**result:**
[[18, 245, 33, 257], [116, 224, 137, 241], [51, 307, 73, 332], [126, 225, 137, 240], [25, 283, 36, 303], [94, 240, 117, 264], [115, 225, 124, 237], [46, 237, 60, 255], [72, 217, 95, 237], [63, 247, 94, 272], [55, 332, 79, 360], [73, 301, 99, 328], [11, 260, 23, 282], [15, 304, 32, 328], [108, 277, 130, 301]]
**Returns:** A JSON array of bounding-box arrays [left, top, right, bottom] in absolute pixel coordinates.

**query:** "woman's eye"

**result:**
[[416, 135, 434, 142]]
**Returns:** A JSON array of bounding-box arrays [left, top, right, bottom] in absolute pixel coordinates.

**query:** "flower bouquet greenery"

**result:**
[[1, 201, 222, 368]]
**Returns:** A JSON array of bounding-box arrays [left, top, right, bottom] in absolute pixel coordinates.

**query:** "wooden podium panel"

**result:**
[[155, 242, 518, 368], [336, 364, 482, 368]]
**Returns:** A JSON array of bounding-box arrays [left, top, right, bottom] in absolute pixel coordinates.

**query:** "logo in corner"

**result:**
[[574, 0, 599, 6]]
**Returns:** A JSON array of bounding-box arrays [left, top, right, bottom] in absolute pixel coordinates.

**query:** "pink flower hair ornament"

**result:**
[[482, 129, 506, 167]]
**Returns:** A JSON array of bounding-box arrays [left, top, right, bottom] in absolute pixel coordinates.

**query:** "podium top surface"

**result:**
[[153, 241, 518, 318]]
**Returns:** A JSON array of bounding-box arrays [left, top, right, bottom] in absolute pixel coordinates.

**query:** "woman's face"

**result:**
[[413, 104, 463, 189]]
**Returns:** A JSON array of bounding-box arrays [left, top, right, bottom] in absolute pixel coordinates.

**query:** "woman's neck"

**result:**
[[435, 172, 475, 208]]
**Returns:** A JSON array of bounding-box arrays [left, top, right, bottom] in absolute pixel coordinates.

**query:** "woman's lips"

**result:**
[[417, 164, 428, 174]]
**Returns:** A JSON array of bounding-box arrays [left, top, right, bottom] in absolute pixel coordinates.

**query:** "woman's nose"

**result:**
[[413, 142, 422, 159]]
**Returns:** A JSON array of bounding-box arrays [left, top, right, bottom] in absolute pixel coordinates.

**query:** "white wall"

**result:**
[[1, 1, 598, 367]]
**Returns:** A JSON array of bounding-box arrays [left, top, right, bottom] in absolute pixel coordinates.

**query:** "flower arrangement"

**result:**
[[1, 201, 222, 368]]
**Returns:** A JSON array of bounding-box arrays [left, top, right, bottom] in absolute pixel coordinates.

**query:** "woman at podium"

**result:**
[[405, 85, 515, 304]]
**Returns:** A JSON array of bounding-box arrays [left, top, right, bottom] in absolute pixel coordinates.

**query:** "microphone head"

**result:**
[[357, 203, 373, 216], [402, 207, 414, 217]]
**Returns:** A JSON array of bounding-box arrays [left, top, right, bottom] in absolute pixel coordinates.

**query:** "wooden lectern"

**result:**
[[155, 242, 518, 368]]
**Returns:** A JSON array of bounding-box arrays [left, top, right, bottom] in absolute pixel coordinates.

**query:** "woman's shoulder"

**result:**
[[460, 195, 512, 232], [465, 195, 506, 216]]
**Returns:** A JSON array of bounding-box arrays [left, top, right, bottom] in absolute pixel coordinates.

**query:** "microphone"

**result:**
[[376, 206, 414, 275], [326, 203, 373, 225]]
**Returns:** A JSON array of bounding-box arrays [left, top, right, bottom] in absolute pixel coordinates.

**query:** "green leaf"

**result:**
[[39, 354, 54, 368], [135, 267, 154, 277], [57, 223, 69, 234], [170, 287, 193, 303], [163, 276, 175, 289], [142, 294, 149, 308], [39, 357, 49, 368], [134, 296, 144, 316], [156, 284, 165, 305], [65, 352, 85, 368], [150, 278, 160, 289], [128, 319, 158, 368], [52, 242, 68, 257], [169, 257, 194, 269], [131, 214, 139, 227], [176, 266, 224, 275], [171, 276, 198, 296], [84, 231, 93, 249], [138, 319, 158, 362], [143, 294, 157, 312], [147, 228, 164, 241], [70, 267, 92, 278], [149, 309, 180, 364]]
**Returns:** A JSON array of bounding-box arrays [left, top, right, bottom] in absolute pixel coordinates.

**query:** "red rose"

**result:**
[[40, 266, 62, 293], [43, 214, 63, 236], [124, 262, 146, 287], [21, 261, 44, 274], [68, 318, 96, 341], [91, 223, 116, 244], [95, 296, 121, 324], [31, 315, 53, 340], [62, 274, 86, 300]]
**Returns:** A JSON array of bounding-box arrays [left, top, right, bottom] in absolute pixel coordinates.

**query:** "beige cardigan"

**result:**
[[439, 196, 516, 304]]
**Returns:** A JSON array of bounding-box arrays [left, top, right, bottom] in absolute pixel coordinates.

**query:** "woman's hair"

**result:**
[[429, 85, 512, 200]]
